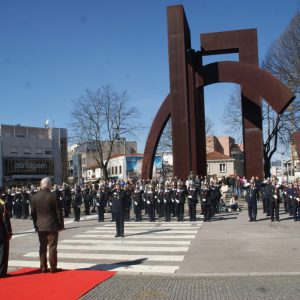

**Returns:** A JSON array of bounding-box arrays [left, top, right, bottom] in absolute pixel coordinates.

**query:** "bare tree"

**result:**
[[223, 12, 300, 178], [157, 117, 215, 153], [70, 85, 142, 179], [223, 91, 300, 178], [262, 12, 300, 94]]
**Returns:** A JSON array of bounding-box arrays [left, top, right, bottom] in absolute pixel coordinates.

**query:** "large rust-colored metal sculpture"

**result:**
[[141, 5, 295, 180]]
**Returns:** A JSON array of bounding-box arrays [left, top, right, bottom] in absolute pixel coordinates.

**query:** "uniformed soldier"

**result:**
[[61, 184, 72, 218], [175, 180, 187, 221], [82, 184, 92, 215], [156, 183, 165, 219], [0, 192, 13, 278], [202, 183, 213, 222], [269, 177, 282, 222], [96, 184, 108, 222], [163, 183, 173, 222], [293, 182, 300, 222], [245, 181, 258, 222], [4, 189, 13, 218], [145, 183, 157, 222], [72, 186, 82, 222], [187, 182, 199, 221], [285, 182, 295, 216], [132, 184, 143, 221], [14, 188, 22, 219], [111, 183, 126, 237]]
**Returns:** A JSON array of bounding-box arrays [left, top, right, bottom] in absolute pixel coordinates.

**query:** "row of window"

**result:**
[[10, 146, 52, 155], [207, 163, 227, 173], [108, 165, 122, 176]]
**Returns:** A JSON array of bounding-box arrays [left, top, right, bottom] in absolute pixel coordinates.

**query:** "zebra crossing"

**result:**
[[9, 219, 203, 274]]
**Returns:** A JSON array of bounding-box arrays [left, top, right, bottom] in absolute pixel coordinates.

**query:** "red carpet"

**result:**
[[0, 268, 116, 300]]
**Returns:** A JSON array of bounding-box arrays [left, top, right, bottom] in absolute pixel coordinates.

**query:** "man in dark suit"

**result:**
[[111, 183, 126, 237], [0, 190, 12, 278], [31, 177, 64, 273]]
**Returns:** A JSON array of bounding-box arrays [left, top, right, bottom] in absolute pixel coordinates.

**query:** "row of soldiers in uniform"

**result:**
[[3, 175, 299, 223], [0, 177, 226, 223], [51, 177, 226, 223], [245, 177, 300, 222]]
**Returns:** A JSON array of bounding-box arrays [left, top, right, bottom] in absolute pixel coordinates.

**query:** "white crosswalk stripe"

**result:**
[[9, 221, 203, 274]]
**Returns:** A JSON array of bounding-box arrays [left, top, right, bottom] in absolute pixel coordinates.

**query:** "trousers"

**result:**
[[38, 231, 59, 270]]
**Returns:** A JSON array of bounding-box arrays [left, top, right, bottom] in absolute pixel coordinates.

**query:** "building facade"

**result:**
[[68, 139, 137, 184], [0, 124, 68, 188]]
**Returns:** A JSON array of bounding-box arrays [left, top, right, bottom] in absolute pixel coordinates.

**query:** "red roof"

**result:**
[[207, 151, 232, 161]]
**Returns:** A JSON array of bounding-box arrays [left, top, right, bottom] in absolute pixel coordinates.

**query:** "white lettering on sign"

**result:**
[[14, 162, 47, 170]]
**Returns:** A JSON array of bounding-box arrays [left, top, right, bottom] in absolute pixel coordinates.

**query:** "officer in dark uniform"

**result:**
[[187, 182, 198, 221], [0, 191, 13, 278], [293, 183, 300, 221], [145, 184, 157, 222], [96, 184, 107, 222], [175, 180, 187, 221], [269, 177, 281, 222], [163, 182, 173, 222], [4, 189, 13, 218], [82, 184, 92, 215], [245, 181, 258, 222], [62, 184, 72, 218], [72, 186, 82, 222], [156, 184, 165, 219], [132, 184, 143, 221], [203, 184, 213, 222], [14, 188, 22, 219], [111, 183, 126, 237]]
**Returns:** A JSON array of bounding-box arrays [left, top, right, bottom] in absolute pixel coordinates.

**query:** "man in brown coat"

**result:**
[[31, 177, 64, 273]]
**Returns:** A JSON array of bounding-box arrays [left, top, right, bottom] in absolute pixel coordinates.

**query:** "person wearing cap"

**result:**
[[245, 180, 258, 222], [31, 177, 64, 273], [269, 177, 281, 222], [111, 183, 126, 237], [0, 190, 12, 278]]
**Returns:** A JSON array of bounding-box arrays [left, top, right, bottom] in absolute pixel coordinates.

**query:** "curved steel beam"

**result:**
[[141, 95, 171, 179], [142, 61, 295, 180], [198, 61, 295, 114]]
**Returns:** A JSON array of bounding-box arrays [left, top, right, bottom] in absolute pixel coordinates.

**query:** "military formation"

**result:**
[[0, 174, 299, 224]]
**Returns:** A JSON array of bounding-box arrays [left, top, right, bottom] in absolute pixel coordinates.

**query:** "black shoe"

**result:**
[[50, 268, 62, 273], [121, 235, 124, 237], [115, 234, 120, 237], [41, 268, 49, 273]]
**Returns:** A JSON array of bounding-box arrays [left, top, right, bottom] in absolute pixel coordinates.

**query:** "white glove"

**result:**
[[158, 200, 160, 203], [134, 201, 138, 205], [172, 199, 175, 203], [96, 203, 100, 206], [290, 196, 292, 199], [175, 200, 179, 203], [147, 200, 150, 204], [164, 199, 167, 203], [274, 195, 278, 200], [188, 196, 192, 198], [203, 198, 206, 202]]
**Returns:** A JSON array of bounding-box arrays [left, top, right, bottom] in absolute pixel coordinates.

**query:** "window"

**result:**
[[112, 166, 114, 175], [10, 146, 18, 154], [220, 163, 226, 173], [207, 164, 210, 174], [119, 166, 122, 174], [24, 147, 31, 154], [115, 166, 117, 174], [36, 147, 43, 155], [45, 148, 52, 155]]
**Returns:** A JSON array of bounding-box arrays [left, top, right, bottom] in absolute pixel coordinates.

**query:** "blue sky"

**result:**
[[0, 0, 299, 152]]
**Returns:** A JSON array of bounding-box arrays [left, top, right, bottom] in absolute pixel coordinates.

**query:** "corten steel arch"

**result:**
[[141, 5, 295, 180]]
